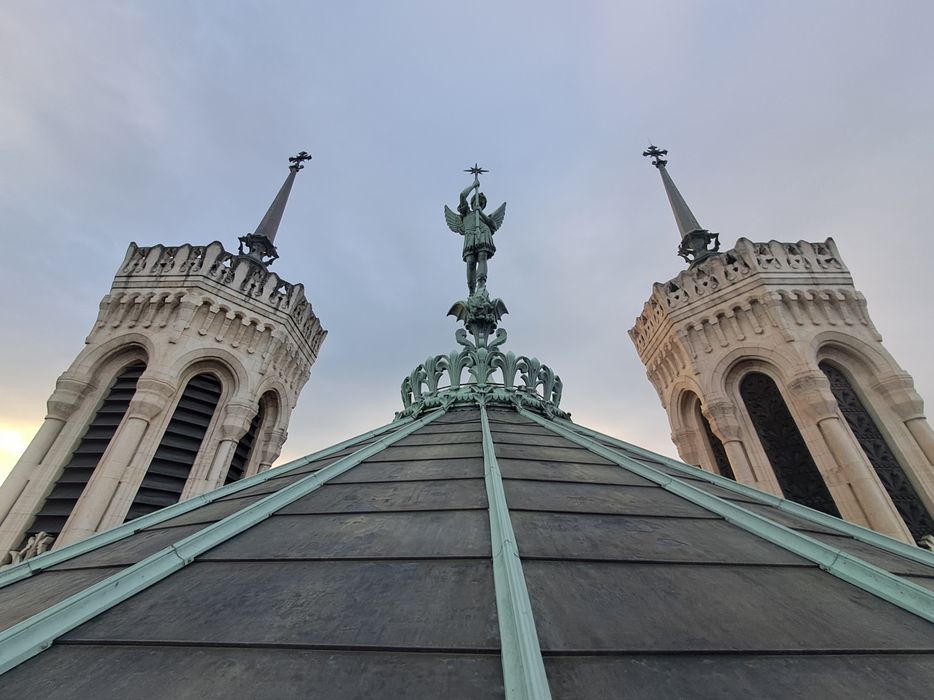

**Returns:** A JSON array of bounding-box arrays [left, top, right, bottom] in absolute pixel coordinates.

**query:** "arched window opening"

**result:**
[[740, 372, 840, 516], [27, 361, 145, 539], [125, 372, 221, 521], [697, 406, 735, 480], [225, 403, 265, 485], [820, 361, 934, 540]]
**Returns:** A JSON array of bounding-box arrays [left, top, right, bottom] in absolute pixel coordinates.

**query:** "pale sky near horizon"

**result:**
[[2, 1, 933, 485]]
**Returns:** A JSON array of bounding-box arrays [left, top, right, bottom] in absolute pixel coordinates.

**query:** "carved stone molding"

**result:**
[[46, 375, 93, 420], [127, 376, 179, 421], [872, 374, 926, 421]]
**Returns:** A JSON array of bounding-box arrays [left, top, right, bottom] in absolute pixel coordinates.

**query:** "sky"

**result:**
[[1, 1, 933, 483]]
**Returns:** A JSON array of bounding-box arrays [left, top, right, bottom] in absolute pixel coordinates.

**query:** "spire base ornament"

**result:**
[[397, 167, 567, 420]]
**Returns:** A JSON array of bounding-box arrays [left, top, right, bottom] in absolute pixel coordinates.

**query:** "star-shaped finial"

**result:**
[[465, 163, 489, 177]]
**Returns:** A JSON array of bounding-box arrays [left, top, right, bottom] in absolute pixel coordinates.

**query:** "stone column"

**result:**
[[0, 375, 91, 554], [870, 374, 934, 512], [57, 375, 176, 546], [788, 372, 911, 541], [702, 400, 773, 490], [873, 374, 934, 467], [184, 401, 258, 498]]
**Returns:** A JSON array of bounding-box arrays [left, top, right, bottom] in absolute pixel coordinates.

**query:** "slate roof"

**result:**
[[1, 404, 933, 699]]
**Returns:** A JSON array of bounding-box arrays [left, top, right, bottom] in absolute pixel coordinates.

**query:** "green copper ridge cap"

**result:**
[[522, 409, 934, 624], [0, 408, 447, 676], [398, 166, 567, 420], [0, 415, 413, 589], [559, 417, 934, 570], [480, 403, 552, 699]]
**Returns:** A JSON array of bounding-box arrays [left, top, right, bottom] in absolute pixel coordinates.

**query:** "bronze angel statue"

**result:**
[[444, 167, 506, 295]]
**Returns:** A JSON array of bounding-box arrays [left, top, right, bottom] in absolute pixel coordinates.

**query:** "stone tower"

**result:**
[[0, 152, 326, 562], [629, 146, 934, 544]]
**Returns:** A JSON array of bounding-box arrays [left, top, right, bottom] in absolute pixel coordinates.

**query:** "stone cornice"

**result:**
[[630, 238, 857, 364], [113, 242, 326, 363]]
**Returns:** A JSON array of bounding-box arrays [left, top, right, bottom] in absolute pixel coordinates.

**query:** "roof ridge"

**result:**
[[0, 408, 447, 676], [521, 409, 934, 625], [0, 417, 414, 589], [556, 418, 934, 570]]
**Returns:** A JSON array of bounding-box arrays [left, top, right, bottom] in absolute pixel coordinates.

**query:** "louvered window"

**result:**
[[125, 373, 221, 521], [225, 404, 264, 485], [27, 361, 145, 538], [740, 372, 840, 516], [820, 361, 934, 541]]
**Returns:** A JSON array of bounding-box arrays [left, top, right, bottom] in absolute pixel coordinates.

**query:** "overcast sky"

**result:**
[[2, 1, 933, 482]]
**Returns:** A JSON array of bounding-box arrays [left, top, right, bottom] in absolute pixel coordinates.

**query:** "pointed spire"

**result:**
[[238, 151, 311, 266], [642, 145, 720, 266]]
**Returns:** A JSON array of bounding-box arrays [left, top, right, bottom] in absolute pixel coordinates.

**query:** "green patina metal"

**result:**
[[0, 416, 414, 589], [479, 403, 551, 700], [0, 408, 445, 676], [521, 409, 934, 623], [558, 418, 934, 570], [398, 167, 566, 421]]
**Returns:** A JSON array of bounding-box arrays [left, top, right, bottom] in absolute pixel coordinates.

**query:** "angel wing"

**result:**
[[444, 205, 464, 234], [447, 301, 468, 322], [487, 202, 506, 232], [492, 298, 508, 321]]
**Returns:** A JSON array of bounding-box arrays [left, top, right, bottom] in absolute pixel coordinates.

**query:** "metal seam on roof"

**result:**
[[0, 409, 444, 677], [0, 416, 413, 589], [523, 410, 934, 624], [480, 404, 552, 700], [557, 418, 934, 569]]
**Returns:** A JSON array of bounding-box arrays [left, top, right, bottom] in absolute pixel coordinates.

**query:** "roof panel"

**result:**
[[200, 510, 491, 560], [511, 511, 808, 565], [543, 653, 934, 700], [523, 560, 934, 652], [62, 560, 500, 650], [0, 644, 505, 699], [503, 479, 719, 518]]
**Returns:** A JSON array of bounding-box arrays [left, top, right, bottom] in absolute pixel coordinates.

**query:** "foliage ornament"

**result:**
[[398, 167, 568, 420]]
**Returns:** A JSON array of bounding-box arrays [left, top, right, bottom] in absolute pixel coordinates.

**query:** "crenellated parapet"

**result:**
[[113, 242, 326, 362], [629, 237, 864, 370]]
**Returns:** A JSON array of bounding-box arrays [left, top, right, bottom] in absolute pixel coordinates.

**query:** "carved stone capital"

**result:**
[[128, 376, 178, 421], [872, 373, 925, 421], [787, 372, 838, 419], [701, 400, 744, 442], [217, 401, 260, 441], [256, 427, 288, 465], [671, 428, 704, 465], [46, 374, 93, 420]]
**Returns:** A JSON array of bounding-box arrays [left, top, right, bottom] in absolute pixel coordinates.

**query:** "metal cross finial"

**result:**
[[642, 144, 668, 168], [288, 150, 312, 172], [465, 163, 489, 178]]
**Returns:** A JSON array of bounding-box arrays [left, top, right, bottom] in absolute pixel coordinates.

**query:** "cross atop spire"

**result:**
[[238, 151, 311, 267], [289, 151, 312, 172], [642, 145, 720, 266]]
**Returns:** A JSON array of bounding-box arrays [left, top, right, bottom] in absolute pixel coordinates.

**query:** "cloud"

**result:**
[[2, 1, 933, 484]]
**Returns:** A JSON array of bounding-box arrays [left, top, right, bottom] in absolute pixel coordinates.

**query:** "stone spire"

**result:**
[[238, 150, 312, 266], [643, 145, 720, 266]]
